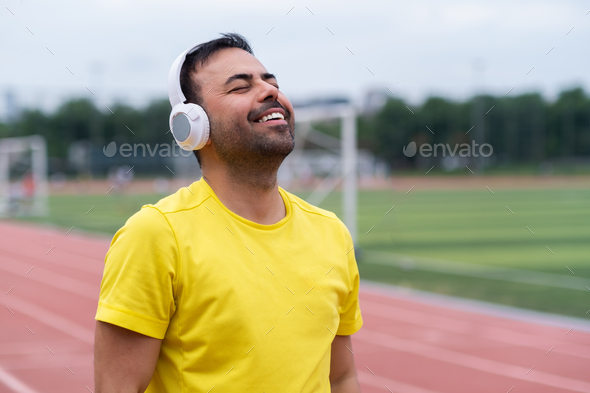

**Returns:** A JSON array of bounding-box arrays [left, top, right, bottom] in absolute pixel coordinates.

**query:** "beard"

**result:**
[[208, 113, 295, 189]]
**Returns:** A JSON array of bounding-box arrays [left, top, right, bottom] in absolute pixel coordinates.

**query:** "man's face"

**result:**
[[194, 47, 295, 168]]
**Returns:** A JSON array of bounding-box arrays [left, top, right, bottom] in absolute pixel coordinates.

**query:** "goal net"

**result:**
[[280, 104, 358, 245], [0, 135, 48, 217]]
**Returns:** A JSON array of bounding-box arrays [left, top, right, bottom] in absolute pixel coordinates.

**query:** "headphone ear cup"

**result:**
[[171, 113, 192, 143], [169, 103, 210, 151]]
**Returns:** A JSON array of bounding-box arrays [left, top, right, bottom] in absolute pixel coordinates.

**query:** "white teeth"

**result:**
[[257, 112, 285, 122]]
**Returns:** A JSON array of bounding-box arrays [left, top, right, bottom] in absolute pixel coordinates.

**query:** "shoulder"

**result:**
[[281, 188, 351, 244], [148, 181, 211, 215], [112, 205, 175, 249], [114, 180, 210, 244], [282, 188, 340, 222], [107, 204, 180, 271], [123, 204, 168, 229]]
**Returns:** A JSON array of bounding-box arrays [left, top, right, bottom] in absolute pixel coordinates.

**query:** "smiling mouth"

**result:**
[[254, 118, 288, 125]]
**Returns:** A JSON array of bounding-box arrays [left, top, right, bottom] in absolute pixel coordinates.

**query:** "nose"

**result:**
[[258, 81, 279, 102]]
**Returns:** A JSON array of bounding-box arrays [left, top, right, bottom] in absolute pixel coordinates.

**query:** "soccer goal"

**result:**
[[281, 104, 358, 245], [0, 135, 48, 217]]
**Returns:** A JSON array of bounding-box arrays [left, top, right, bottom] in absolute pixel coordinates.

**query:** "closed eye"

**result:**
[[231, 84, 279, 92]]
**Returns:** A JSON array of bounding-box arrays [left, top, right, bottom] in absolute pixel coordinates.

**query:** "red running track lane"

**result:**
[[1, 220, 589, 393]]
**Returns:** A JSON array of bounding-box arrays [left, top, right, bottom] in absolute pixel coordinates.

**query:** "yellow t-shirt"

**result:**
[[95, 176, 363, 392]]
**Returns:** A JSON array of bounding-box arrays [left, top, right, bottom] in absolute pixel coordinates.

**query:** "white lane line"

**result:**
[[5, 297, 94, 345], [0, 225, 108, 257], [0, 367, 40, 393], [2, 353, 92, 371], [0, 256, 97, 300], [360, 299, 590, 360], [356, 329, 590, 393], [0, 241, 103, 275], [364, 250, 590, 291], [357, 370, 443, 393], [360, 281, 590, 333]]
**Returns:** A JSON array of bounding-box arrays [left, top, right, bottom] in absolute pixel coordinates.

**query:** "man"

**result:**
[[94, 33, 363, 393]]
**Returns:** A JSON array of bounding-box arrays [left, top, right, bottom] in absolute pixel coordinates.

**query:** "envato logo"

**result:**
[[403, 141, 493, 158], [103, 141, 193, 158]]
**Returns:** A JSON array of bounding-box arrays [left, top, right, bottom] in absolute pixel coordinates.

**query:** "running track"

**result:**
[[1, 221, 589, 393]]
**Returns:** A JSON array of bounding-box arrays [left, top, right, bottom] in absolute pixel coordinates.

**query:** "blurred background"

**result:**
[[1, 0, 589, 319], [2, 1, 590, 392]]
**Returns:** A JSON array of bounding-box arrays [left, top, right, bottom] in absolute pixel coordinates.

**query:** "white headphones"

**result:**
[[168, 44, 210, 151]]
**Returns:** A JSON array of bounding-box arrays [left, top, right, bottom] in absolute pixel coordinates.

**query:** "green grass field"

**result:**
[[15, 185, 590, 319]]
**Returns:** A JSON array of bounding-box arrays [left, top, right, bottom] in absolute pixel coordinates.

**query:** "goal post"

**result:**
[[0, 135, 49, 217], [291, 104, 358, 245]]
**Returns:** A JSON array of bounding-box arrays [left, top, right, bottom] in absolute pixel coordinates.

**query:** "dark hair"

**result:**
[[179, 33, 254, 167]]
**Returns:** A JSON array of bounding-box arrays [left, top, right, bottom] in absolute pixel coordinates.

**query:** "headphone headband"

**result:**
[[167, 43, 211, 152], [168, 44, 201, 107]]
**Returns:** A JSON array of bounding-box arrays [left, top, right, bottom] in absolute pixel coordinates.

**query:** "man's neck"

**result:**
[[202, 170, 286, 226]]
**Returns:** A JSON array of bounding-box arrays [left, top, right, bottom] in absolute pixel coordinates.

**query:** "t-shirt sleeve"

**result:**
[[336, 220, 363, 335], [95, 205, 179, 339]]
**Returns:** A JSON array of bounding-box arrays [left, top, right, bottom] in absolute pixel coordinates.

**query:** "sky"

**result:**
[[1, 0, 589, 116]]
